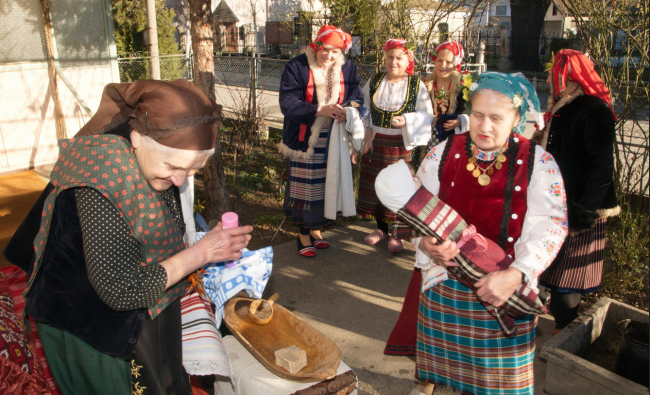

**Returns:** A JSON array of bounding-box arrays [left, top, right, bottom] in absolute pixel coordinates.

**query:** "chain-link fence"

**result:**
[[117, 53, 193, 82]]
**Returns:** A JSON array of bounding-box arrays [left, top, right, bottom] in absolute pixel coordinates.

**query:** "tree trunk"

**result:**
[[189, 0, 231, 222], [509, 0, 552, 71], [40, 0, 67, 141]]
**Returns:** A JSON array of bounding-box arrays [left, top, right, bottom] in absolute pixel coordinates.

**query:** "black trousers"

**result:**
[[376, 218, 389, 234], [539, 286, 581, 330]]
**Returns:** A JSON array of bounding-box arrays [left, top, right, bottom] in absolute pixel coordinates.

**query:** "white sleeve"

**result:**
[[415, 139, 446, 196], [455, 114, 470, 134], [409, 140, 448, 278], [362, 80, 373, 129], [402, 81, 434, 146], [510, 146, 569, 292]]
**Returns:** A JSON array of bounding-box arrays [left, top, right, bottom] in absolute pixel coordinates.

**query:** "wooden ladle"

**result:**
[[248, 293, 280, 325]]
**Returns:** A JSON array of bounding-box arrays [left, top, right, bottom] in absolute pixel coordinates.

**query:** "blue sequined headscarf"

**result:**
[[468, 72, 544, 134]]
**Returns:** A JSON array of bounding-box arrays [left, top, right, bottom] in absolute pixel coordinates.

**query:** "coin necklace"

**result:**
[[466, 144, 507, 186]]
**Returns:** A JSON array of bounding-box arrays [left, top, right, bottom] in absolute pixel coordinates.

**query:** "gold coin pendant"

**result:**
[[468, 157, 477, 164], [487, 167, 494, 175], [472, 168, 481, 178], [467, 163, 476, 171], [497, 154, 506, 163], [495, 161, 502, 170], [478, 174, 491, 186]]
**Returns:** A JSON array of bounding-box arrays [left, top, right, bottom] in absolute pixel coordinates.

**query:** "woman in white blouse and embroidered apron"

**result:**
[[357, 39, 434, 253]]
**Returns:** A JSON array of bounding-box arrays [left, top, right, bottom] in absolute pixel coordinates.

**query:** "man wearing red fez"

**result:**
[[534, 49, 619, 334], [278, 25, 364, 257]]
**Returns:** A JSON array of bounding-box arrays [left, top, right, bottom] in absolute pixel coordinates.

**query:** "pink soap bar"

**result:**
[[221, 212, 239, 229]]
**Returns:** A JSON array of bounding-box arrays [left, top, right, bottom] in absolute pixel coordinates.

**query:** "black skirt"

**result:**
[[133, 297, 192, 395]]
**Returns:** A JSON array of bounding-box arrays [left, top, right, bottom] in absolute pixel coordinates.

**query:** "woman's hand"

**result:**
[[443, 119, 461, 131], [317, 104, 347, 122], [419, 237, 460, 266], [391, 115, 406, 129], [161, 222, 253, 289], [194, 222, 253, 264], [350, 151, 359, 165], [362, 127, 373, 154], [474, 267, 523, 307]]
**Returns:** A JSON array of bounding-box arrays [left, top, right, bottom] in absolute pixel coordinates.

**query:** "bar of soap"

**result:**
[[274, 345, 307, 374]]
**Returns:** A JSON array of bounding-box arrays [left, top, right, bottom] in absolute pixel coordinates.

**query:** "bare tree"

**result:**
[[189, 0, 232, 222]]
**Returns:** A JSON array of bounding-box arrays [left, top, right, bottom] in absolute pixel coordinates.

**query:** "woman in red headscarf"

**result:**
[[357, 38, 434, 253], [533, 49, 619, 333], [278, 25, 364, 257], [423, 41, 470, 150]]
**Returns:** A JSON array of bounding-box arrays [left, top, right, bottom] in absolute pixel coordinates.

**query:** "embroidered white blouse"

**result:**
[[362, 75, 434, 150], [412, 139, 569, 293]]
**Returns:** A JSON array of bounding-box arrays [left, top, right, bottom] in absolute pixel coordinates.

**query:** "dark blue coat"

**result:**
[[279, 53, 364, 154]]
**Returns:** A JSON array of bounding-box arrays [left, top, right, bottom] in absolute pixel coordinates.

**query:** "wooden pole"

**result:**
[[40, 0, 67, 140], [145, 0, 161, 79]]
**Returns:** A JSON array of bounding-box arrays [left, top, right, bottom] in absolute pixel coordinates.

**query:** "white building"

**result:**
[[0, 0, 119, 174]]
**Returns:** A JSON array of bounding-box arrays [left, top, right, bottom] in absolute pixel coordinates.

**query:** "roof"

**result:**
[[213, 0, 239, 23], [552, 0, 569, 16]]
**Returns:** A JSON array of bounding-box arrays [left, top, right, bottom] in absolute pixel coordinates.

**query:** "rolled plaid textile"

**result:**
[[397, 186, 547, 336]]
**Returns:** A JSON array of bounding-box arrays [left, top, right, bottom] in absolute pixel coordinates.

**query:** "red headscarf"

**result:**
[[382, 38, 414, 76], [310, 25, 352, 53], [549, 49, 617, 120], [431, 41, 464, 72]]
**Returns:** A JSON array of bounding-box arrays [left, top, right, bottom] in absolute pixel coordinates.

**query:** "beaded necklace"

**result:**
[[467, 139, 510, 186], [434, 79, 452, 114]]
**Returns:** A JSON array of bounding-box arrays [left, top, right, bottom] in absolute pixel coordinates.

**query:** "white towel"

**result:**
[[402, 112, 433, 147], [374, 159, 416, 214], [324, 107, 365, 220]]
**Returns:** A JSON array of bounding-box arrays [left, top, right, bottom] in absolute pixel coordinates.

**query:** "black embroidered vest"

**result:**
[[369, 72, 420, 128]]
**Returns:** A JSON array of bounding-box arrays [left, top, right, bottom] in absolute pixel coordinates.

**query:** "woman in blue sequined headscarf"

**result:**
[[394, 72, 567, 395]]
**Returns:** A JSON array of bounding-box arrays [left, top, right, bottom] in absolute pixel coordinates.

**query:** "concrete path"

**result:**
[[261, 222, 556, 395]]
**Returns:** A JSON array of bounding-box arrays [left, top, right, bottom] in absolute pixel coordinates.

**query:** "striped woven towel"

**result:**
[[396, 187, 547, 336], [181, 291, 232, 378]]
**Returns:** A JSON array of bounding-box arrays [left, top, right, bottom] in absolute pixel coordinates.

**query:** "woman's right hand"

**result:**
[[194, 222, 253, 264], [419, 237, 460, 267], [362, 127, 373, 154], [317, 104, 347, 121]]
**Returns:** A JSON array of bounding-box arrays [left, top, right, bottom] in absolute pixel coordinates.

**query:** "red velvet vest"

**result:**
[[438, 133, 537, 256]]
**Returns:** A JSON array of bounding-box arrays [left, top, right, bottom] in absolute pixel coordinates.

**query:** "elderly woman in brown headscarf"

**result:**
[[4, 79, 252, 395]]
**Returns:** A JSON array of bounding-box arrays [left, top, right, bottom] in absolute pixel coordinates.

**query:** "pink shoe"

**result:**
[[387, 237, 404, 253], [364, 229, 388, 246]]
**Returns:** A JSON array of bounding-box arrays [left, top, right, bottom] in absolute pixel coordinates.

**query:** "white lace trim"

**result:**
[[183, 358, 233, 381]]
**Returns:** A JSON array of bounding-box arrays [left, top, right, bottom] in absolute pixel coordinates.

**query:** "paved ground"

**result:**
[[262, 222, 557, 395]]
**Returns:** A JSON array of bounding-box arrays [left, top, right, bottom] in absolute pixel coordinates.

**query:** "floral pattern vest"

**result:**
[[27, 135, 188, 318]]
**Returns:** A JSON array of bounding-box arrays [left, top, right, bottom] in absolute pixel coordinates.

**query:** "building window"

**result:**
[[239, 26, 245, 40], [293, 13, 311, 45], [495, 5, 508, 16], [552, 4, 558, 15]]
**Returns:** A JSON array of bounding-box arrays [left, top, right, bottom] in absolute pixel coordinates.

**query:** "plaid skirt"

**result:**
[[357, 133, 412, 222], [416, 279, 536, 395], [284, 128, 333, 229], [539, 218, 607, 294]]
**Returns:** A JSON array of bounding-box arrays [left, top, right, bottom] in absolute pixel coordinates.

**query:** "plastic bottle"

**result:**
[[221, 212, 247, 269], [221, 212, 239, 229]]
